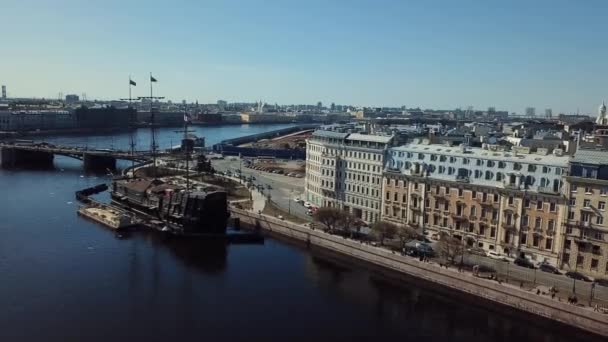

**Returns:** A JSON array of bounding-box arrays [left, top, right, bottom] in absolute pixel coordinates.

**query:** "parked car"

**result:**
[[565, 271, 592, 282], [306, 209, 313, 216], [594, 278, 608, 287], [294, 197, 301, 203], [539, 263, 561, 274], [294, 174, 303, 178], [514, 257, 536, 269], [487, 251, 509, 262], [304, 202, 312, 208]]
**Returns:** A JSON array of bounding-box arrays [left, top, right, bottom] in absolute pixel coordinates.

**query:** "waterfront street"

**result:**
[[211, 157, 311, 221]]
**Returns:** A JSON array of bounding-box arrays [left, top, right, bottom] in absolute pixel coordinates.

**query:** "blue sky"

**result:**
[[1, 0, 607, 114]]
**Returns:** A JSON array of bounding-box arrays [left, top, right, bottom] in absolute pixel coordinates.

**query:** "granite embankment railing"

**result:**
[[230, 207, 608, 337]]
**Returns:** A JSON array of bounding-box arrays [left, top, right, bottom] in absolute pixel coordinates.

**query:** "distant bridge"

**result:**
[[0, 142, 152, 170]]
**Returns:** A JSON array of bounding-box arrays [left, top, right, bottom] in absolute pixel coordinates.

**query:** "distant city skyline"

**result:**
[[1, 0, 607, 114]]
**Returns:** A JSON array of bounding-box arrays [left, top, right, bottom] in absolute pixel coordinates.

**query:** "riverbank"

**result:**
[[230, 207, 608, 337]]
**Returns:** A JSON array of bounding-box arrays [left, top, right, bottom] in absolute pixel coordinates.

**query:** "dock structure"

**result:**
[[0, 142, 151, 171]]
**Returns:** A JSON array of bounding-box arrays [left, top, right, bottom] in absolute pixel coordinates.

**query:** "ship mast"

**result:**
[[138, 73, 163, 179], [120, 76, 138, 178]]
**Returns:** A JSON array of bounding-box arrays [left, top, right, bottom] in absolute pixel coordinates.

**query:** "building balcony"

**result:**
[[502, 222, 517, 231], [411, 206, 422, 213], [538, 186, 559, 195], [546, 229, 555, 236], [451, 213, 468, 221], [456, 175, 469, 183], [385, 167, 401, 174], [501, 240, 516, 248], [469, 215, 477, 221], [434, 192, 450, 200], [505, 183, 520, 190], [491, 219, 499, 225]]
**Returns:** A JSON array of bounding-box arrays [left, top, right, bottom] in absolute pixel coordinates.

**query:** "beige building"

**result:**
[[562, 149, 608, 277], [382, 142, 569, 265]]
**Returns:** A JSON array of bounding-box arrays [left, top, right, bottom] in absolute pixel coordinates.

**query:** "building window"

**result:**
[[600, 201, 606, 211], [548, 219, 555, 231], [536, 201, 543, 210], [386, 192, 390, 200], [491, 227, 496, 238], [568, 211, 575, 220], [463, 158, 470, 165], [535, 217, 542, 229], [487, 160, 495, 167], [520, 233, 527, 244], [418, 153, 425, 160], [508, 196, 514, 205], [498, 161, 506, 169], [601, 188, 607, 196], [533, 235, 539, 247], [570, 198, 576, 206], [458, 189, 463, 197], [476, 159, 483, 166], [585, 186, 592, 194], [584, 199, 591, 208], [591, 259, 599, 270], [394, 192, 398, 202], [528, 165, 537, 172], [597, 216, 604, 225], [549, 202, 556, 212], [513, 163, 522, 171], [522, 215, 529, 227], [493, 194, 499, 202], [545, 238, 553, 250], [524, 198, 530, 208], [485, 171, 494, 180]]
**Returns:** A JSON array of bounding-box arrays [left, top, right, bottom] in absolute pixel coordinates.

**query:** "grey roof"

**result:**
[[311, 130, 349, 139], [346, 133, 393, 143], [573, 149, 608, 165]]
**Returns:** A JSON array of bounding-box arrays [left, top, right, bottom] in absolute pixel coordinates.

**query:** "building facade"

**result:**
[[0, 110, 75, 131], [562, 149, 608, 277], [382, 142, 569, 265], [305, 130, 393, 223]]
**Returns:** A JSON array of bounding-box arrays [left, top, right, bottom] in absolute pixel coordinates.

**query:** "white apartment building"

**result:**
[[305, 130, 393, 223]]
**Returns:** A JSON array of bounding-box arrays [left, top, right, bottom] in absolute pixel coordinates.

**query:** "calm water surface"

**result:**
[[0, 124, 602, 341]]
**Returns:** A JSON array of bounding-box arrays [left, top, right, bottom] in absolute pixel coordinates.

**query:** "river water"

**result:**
[[0, 124, 602, 341]]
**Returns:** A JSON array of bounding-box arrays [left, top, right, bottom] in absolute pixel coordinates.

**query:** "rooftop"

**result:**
[[390, 143, 569, 167], [346, 133, 393, 143], [572, 149, 608, 165], [311, 130, 349, 139]]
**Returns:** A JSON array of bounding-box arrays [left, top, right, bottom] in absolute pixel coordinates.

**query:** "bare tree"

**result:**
[[438, 232, 464, 265], [397, 225, 418, 249], [337, 211, 362, 238], [371, 221, 398, 245], [313, 207, 343, 232]]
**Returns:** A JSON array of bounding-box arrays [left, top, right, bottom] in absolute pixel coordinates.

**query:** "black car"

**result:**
[[514, 257, 535, 269], [594, 278, 608, 287], [565, 271, 592, 282], [539, 263, 561, 274]]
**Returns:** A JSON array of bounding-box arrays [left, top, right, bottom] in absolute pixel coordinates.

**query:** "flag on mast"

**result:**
[[129, 79, 136, 86], [150, 75, 157, 82]]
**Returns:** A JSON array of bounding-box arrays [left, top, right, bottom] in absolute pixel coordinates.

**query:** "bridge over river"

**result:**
[[0, 142, 152, 170]]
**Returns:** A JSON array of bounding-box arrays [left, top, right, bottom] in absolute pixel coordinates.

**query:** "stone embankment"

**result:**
[[230, 207, 608, 337]]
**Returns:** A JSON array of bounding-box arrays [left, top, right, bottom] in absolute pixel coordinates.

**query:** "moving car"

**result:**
[[594, 278, 608, 287], [487, 251, 509, 262], [539, 263, 561, 274], [514, 257, 535, 269], [565, 271, 592, 282]]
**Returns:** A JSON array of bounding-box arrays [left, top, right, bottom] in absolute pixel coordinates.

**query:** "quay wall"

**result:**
[[230, 207, 608, 337]]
